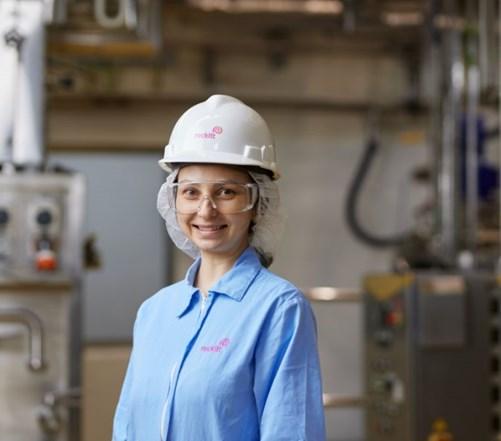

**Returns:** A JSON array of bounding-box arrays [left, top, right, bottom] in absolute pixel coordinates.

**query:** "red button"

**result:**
[[36, 250, 58, 271]]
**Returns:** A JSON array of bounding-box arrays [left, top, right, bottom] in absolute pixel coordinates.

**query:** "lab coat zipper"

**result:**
[[200, 294, 208, 314], [161, 294, 211, 440], [160, 363, 178, 441]]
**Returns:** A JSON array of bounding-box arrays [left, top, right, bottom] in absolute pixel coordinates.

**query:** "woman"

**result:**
[[113, 95, 326, 440]]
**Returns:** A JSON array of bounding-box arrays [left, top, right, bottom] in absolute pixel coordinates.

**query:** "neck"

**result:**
[[196, 244, 249, 296]]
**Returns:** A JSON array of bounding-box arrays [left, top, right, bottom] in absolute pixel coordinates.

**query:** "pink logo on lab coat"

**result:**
[[201, 338, 230, 353]]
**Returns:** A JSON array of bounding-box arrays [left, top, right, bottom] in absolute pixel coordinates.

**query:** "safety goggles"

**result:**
[[167, 180, 258, 214]]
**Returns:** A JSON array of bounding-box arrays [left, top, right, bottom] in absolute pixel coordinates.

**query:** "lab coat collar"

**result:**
[[176, 247, 262, 317]]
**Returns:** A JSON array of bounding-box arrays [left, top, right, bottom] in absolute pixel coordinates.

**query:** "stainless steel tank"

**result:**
[[0, 170, 84, 441]]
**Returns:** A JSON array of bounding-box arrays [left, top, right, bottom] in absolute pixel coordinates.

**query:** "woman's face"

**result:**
[[176, 164, 255, 260]]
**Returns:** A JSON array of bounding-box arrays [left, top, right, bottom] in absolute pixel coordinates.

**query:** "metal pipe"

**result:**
[[427, 0, 443, 260], [438, 0, 463, 265], [478, 0, 489, 87], [0, 1, 23, 166], [0, 0, 45, 168], [42, 388, 81, 408], [322, 393, 365, 408], [498, 0, 501, 268], [478, 0, 496, 90], [465, 0, 480, 258], [48, 0, 68, 24], [38, 388, 81, 435], [304, 286, 361, 303], [94, 0, 138, 29], [0, 306, 45, 371]]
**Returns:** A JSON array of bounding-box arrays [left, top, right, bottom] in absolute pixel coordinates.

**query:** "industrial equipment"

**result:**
[[0, 172, 85, 441], [0, 0, 164, 437], [364, 272, 496, 441], [350, 1, 501, 440], [0, 0, 85, 440]]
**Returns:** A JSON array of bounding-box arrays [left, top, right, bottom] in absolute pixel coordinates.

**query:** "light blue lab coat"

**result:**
[[112, 247, 326, 441]]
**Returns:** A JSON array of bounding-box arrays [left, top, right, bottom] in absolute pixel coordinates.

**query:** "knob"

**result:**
[[36, 210, 53, 226], [0, 208, 9, 225], [375, 329, 393, 347]]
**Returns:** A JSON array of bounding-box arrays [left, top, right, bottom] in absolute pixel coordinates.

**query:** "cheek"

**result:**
[[176, 214, 190, 233], [231, 215, 253, 236]]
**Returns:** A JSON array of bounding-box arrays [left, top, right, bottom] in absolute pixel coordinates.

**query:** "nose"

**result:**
[[197, 196, 218, 217]]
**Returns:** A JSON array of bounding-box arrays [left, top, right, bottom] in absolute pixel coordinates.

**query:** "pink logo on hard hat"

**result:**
[[194, 126, 223, 140], [194, 132, 216, 139]]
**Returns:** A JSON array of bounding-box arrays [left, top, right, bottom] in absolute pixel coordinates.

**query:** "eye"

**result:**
[[216, 186, 237, 199], [180, 186, 200, 199]]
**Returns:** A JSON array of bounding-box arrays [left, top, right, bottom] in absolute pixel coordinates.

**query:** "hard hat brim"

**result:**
[[158, 153, 279, 180]]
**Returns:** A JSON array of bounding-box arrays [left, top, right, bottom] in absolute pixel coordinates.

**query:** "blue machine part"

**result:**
[[460, 114, 499, 201]]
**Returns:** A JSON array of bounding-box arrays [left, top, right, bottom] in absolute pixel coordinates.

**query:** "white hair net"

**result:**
[[156, 168, 284, 265]]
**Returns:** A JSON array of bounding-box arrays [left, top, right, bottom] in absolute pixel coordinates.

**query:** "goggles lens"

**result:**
[[169, 181, 258, 214]]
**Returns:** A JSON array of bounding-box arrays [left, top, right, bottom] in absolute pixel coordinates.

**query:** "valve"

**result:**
[[36, 209, 53, 226], [4, 27, 25, 53]]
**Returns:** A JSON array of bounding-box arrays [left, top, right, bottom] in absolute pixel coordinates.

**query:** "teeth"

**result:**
[[197, 225, 223, 231]]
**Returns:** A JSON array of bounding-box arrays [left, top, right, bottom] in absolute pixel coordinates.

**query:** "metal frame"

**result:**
[[305, 286, 365, 410]]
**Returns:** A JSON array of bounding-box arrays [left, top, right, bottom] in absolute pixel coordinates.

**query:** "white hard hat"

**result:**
[[159, 95, 279, 179]]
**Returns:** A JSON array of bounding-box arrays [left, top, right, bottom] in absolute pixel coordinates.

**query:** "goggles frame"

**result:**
[[167, 180, 258, 214]]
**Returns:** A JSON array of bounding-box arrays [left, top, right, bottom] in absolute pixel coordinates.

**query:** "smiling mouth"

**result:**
[[193, 224, 227, 231]]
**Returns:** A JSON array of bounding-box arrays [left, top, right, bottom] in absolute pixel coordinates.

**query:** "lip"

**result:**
[[193, 224, 227, 231], [192, 224, 228, 237]]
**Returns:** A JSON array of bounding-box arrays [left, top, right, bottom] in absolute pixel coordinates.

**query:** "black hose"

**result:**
[[345, 136, 411, 248]]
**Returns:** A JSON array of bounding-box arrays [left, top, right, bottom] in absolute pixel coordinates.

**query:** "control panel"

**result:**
[[365, 273, 493, 441], [365, 274, 412, 439], [0, 172, 84, 280]]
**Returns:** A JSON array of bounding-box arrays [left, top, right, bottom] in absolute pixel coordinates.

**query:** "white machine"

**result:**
[[0, 1, 85, 440]]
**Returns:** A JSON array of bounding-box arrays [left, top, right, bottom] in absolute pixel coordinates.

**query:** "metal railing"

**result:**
[[305, 286, 365, 410]]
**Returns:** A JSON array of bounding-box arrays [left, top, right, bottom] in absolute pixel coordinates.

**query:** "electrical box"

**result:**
[[365, 272, 497, 441]]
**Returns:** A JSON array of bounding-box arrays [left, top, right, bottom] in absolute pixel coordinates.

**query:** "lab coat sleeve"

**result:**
[[253, 295, 326, 441], [111, 306, 143, 441], [111, 352, 133, 441]]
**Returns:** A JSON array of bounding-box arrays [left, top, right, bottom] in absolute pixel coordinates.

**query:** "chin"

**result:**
[[195, 240, 248, 258]]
